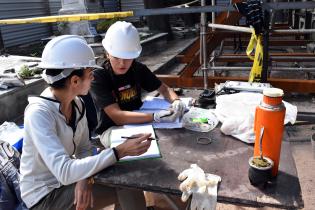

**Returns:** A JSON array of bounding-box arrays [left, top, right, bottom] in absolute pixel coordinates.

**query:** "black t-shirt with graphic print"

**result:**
[[90, 60, 162, 134]]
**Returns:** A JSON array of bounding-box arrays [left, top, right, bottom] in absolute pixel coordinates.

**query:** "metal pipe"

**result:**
[[201, 0, 208, 89], [208, 23, 315, 34], [1, 3, 315, 25], [212, 0, 215, 25], [210, 0, 216, 75], [203, 66, 315, 72], [217, 55, 315, 61], [262, 9, 270, 82], [208, 23, 252, 33], [272, 29, 315, 34]]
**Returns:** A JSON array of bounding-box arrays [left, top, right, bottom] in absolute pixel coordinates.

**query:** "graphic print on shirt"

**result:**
[[118, 85, 138, 104]]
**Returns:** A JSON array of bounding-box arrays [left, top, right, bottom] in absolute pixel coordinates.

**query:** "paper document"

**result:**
[[131, 96, 193, 129], [110, 125, 161, 162], [140, 96, 193, 111]]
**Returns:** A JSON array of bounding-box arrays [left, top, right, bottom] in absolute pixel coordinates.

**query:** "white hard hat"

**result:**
[[102, 21, 142, 59], [38, 35, 102, 84]]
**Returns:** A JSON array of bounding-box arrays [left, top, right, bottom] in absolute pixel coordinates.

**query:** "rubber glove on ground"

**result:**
[[178, 164, 221, 210]]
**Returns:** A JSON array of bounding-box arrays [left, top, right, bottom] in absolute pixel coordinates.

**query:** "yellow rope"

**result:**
[[0, 11, 133, 24]]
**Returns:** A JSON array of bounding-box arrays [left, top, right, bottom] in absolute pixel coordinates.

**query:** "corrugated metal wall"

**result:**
[[48, 0, 61, 34], [0, 0, 52, 48], [103, 0, 119, 13], [120, 0, 144, 22]]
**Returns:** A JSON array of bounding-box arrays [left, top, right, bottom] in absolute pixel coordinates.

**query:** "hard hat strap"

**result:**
[[42, 68, 78, 84]]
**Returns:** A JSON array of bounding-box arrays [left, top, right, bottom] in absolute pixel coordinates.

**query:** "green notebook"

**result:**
[[110, 125, 161, 162]]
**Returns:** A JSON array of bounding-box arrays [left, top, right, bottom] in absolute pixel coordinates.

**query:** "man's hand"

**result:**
[[115, 133, 152, 158], [171, 99, 186, 118], [74, 179, 94, 210], [153, 109, 177, 123]]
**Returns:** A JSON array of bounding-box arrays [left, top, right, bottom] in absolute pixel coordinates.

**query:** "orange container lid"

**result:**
[[263, 88, 284, 106]]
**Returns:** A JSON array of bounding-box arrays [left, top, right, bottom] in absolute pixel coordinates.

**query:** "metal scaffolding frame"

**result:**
[[1, 1, 315, 92]]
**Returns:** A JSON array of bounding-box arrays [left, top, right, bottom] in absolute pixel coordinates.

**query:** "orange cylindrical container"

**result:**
[[253, 88, 286, 176]]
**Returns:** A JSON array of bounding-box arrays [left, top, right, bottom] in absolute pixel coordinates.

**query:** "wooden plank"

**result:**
[[157, 75, 315, 93]]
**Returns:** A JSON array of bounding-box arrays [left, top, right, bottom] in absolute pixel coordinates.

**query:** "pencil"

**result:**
[[121, 136, 158, 141]]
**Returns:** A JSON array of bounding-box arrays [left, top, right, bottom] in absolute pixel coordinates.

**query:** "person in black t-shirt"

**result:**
[[90, 21, 186, 136]]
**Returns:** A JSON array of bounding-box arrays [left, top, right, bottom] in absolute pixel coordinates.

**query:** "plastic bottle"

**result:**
[[253, 88, 286, 176]]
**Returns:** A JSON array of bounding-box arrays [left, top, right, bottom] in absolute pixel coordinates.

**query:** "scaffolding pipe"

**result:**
[[201, 0, 208, 89], [210, 0, 216, 75], [218, 55, 315, 61], [272, 29, 315, 34], [208, 23, 315, 34], [208, 23, 252, 33], [204, 66, 315, 72]]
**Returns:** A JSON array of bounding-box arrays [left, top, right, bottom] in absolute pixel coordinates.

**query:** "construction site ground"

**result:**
[[103, 34, 315, 210]]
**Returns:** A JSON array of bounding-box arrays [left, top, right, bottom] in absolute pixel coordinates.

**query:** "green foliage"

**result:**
[[18, 65, 33, 78], [251, 157, 271, 168], [96, 18, 121, 33]]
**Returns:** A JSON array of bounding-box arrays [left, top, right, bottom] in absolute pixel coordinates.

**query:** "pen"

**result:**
[[121, 136, 158, 141], [160, 110, 174, 118]]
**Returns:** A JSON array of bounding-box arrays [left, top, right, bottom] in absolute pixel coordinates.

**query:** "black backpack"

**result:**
[[0, 140, 28, 210]]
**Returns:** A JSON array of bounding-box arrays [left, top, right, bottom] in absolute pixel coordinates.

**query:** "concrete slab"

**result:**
[[0, 55, 45, 124]]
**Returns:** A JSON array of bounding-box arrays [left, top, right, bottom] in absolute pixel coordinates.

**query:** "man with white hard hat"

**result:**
[[20, 35, 149, 210], [90, 21, 186, 136]]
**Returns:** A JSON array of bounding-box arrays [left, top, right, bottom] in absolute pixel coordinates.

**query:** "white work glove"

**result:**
[[171, 99, 186, 118], [178, 164, 221, 210], [153, 109, 177, 123]]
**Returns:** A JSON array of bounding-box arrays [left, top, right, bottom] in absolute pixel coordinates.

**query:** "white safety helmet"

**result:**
[[38, 35, 102, 84], [102, 21, 142, 59]]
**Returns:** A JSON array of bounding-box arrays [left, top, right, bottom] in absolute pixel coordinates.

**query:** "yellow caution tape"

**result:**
[[246, 29, 263, 82], [0, 11, 133, 24]]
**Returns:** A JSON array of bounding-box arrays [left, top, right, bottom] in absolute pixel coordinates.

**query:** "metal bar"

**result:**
[[273, 29, 315, 34], [222, 52, 315, 57], [215, 55, 315, 62], [156, 75, 315, 93], [264, 2, 315, 10], [262, 10, 270, 82], [0, 2, 314, 25], [208, 23, 252, 33], [181, 12, 242, 78], [201, 0, 208, 89], [201, 66, 315, 72], [133, 5, 235, 16], [208, 24, 315, 34], [223, 40, 312, 46], [296, 112, 315, 124]]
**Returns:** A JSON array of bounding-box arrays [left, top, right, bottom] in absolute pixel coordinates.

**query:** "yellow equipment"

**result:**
[[246, 30, 263, 82], [0, 11, 133, 25]]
